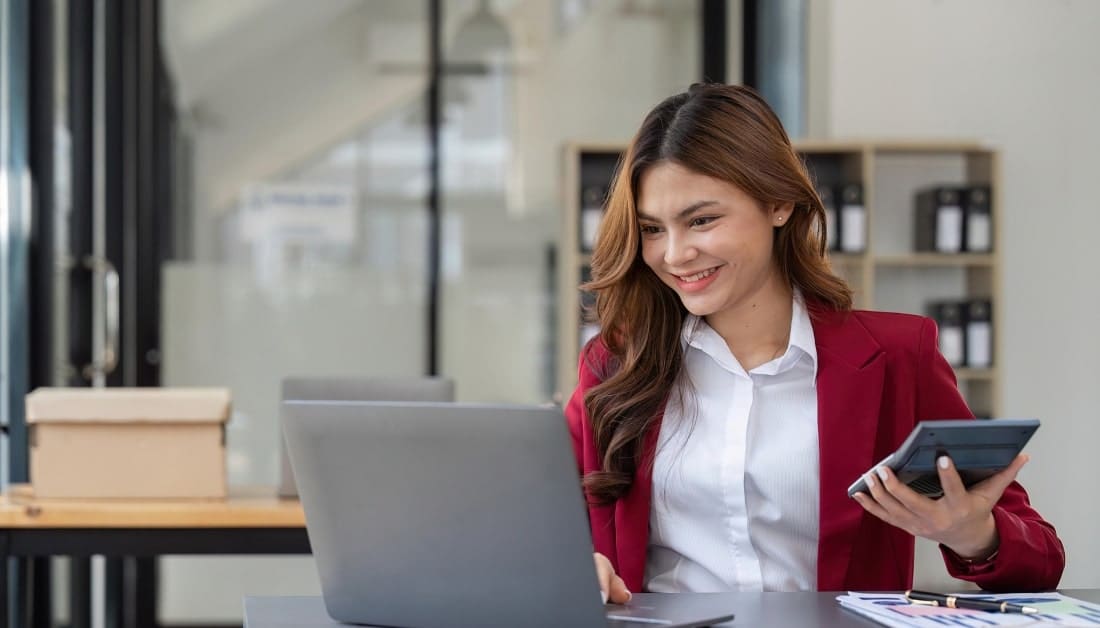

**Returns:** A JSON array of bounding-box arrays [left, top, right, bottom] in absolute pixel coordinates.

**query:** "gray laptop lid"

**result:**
[[283, 401, 734, 628], [277, 377, 453, 497], [283, 401, 607, 628]]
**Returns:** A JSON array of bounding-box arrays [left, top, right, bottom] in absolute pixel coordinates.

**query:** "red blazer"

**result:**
[[566, 307, 1065, 593]]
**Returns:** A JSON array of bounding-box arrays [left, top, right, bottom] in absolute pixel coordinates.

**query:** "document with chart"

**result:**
[[836, 591, 1100, 627]]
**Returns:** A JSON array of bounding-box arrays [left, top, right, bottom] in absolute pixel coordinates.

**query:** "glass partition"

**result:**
[[156, 0, 702, 622]]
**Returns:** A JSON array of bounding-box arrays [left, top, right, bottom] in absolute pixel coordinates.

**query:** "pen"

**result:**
[[905, 590, 1038, 614]]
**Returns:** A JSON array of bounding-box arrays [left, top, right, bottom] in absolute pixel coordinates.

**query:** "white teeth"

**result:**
[[679, 267, 717, 282]]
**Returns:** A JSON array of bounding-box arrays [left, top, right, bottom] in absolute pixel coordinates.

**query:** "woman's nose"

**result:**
[[664, 232, 698, 267]]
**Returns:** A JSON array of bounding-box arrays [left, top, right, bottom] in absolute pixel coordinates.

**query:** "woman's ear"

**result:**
[[772, 202, 795, 226]]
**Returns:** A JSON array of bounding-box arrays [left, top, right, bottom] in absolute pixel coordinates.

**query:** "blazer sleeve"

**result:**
[[916, 318, 1066, 591]]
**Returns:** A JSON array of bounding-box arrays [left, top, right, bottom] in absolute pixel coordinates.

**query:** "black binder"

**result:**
[[964, 186, 993, 252], [965, 299, 993, 368], [837, 183, 866, 253], [818, 185, 838, 251], [915, 187, 964, 253], [928, 300, 966, 367]]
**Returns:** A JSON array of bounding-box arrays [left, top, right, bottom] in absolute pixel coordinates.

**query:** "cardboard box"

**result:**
[[26, 387, 231, 499]]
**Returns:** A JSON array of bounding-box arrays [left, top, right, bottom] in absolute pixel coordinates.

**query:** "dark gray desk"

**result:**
[[241, 590, 1100, 628]]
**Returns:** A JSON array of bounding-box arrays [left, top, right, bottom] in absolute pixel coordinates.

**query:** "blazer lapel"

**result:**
[[812, 308, 885, 591]]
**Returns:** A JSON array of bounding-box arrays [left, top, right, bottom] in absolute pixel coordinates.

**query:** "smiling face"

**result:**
[[636, 161, 792, 321]]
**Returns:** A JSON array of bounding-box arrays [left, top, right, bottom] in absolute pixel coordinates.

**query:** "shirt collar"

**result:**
[[787, 289, 819, 377], [680, 289, 818, 378]]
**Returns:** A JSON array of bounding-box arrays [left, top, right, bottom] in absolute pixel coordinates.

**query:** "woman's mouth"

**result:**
[[673, 266, 721, 292]]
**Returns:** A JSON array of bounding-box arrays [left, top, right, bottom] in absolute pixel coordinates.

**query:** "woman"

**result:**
[[565, 83, 1064, 603]]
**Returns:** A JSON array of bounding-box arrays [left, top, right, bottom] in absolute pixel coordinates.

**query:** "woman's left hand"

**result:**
[[853, 453, 1030, 560]]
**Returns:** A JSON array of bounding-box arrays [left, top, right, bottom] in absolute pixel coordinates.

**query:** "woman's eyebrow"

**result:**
[[637, 200, 720, 222]]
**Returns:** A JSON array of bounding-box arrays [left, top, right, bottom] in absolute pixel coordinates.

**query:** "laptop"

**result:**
[[277, 376, 454, 497], [282, 400, 736, 628]]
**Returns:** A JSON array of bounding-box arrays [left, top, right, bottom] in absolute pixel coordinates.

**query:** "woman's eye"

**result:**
[[640, 225, 662, 235], [690, 216, 716, 228]]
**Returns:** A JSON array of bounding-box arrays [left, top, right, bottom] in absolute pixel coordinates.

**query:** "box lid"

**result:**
[[26, 387, 231, 424]]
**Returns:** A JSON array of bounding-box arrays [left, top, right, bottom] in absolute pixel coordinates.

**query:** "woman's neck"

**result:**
[[704, 276, 794, 372]]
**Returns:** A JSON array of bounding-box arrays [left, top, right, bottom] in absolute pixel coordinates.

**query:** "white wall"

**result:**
[[815, 0, 1100, 588]]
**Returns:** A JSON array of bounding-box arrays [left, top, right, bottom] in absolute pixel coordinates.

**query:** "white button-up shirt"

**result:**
[[645, 294, 820, 592]]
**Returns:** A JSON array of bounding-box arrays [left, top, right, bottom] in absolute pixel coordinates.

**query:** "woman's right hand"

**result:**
[[594, 552, 632, 604]]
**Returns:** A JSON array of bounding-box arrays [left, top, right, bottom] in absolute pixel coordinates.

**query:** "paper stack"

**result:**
[[836, 592, 1100, 628]]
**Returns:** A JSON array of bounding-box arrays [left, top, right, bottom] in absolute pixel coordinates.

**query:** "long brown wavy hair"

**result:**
[[582, 83, 853, 505]]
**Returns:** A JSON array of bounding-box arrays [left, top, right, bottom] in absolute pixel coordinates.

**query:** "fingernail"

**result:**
[[865, 471, 876, 486], [601, 590, 608, 605], [876, 466, 889, 481], [626, 590, 633, 602], [938, 456, 950, 470]]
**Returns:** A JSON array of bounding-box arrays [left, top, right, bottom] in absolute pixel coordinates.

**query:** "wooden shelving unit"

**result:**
[[557, 143, 622, 404], [558, 140, 1002, 417]]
